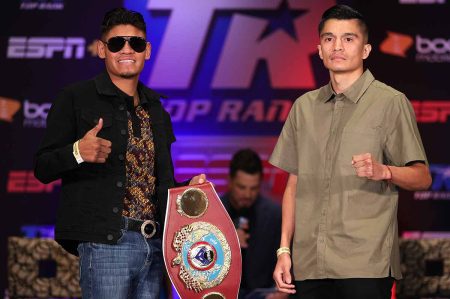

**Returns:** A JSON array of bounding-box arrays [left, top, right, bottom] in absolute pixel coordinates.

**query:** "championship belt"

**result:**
[[163, 182, 242, 299]]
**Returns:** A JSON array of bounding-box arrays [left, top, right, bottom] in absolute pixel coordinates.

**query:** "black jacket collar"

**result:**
[[94, 71, 163, 106]]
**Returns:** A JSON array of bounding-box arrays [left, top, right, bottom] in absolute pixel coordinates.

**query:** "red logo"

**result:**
[[7, 170, 61, 193], [0, 96, 21, 122], [411, 101, 450, 123], [379, 31, 414, 57]]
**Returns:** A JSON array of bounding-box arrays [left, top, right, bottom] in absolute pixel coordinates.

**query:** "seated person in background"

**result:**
[[221, 149, 286, 299]]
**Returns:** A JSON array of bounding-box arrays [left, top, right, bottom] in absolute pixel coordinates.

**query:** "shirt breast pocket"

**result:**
[[338, 128, 383, 173], [79, 110, 113, 140]]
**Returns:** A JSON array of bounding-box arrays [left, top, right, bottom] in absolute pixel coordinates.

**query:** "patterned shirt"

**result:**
[[122, 102, 156, 220]]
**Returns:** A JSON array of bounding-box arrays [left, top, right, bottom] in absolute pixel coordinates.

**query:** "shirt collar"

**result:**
[[319, 69, 375, 103]]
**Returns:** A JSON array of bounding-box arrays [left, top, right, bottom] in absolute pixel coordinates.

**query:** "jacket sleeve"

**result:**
[[34, 88, 79, 183], [162, 109, 190, 187]]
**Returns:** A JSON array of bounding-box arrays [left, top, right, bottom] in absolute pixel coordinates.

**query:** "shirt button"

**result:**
[[116, 181, 123, 188], [118, 154, 124, 161], [120, 129, 126, 135], [119, 105, 125, 111], [112, 207, 119, 213], [107, 234, 113, 241]]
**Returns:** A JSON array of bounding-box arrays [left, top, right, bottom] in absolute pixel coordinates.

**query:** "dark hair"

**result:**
[[229, 149, 263, 178], [318, 4, 369, 43], [101, 7, 146, 38]]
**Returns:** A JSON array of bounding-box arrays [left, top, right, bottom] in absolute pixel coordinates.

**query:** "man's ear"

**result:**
[[318, 45, 323, 60], [145, 42, 151, 60], [362, 43, 372, 60], [97, 39, 106, 59]]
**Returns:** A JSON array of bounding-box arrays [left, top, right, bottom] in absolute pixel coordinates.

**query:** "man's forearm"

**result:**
[[389, 162, 432, 191], [280, 174, 297, 248]]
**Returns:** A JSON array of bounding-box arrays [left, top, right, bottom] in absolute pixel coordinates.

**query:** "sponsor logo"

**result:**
[[118, 1, 331, 133], [402, 231, 450, 239], [411, 100, 450, 123], [145, 0, 334, 89], [379, 32, 414, 58], [23, 100, 51, 128], [0, 96, 21, 122], [380, 32, 450, 63], [163, 99, 291, 123], [7, 170, 61, 193], [414, 164, 450, 200], [399, 0, 445, 4], [20, 0, 64, 10], [7, 36, 85, 59], [416, 35, 450, 62]]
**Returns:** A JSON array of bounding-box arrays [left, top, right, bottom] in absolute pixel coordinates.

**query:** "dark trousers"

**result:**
[[292, 278, 394, 299]]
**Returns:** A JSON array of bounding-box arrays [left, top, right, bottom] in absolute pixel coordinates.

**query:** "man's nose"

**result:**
[[333, 39, 343, 51]]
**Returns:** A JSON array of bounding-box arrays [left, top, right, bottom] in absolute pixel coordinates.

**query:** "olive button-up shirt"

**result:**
[[270, 70, 427, 280]]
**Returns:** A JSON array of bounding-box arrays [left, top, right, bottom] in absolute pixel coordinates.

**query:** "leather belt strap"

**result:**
[[122, 217, 160, 239]]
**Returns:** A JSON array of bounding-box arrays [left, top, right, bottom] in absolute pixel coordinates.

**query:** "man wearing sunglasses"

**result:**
[[35, 7, 205, 298]]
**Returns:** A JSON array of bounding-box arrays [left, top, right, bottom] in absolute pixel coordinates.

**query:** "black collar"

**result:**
[[94, 71, 164, 109]]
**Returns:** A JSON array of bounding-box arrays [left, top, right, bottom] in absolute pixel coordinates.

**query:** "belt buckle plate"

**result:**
[[141, 220, 156, 238]]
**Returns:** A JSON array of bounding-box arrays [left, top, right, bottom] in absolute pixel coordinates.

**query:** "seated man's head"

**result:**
[[228, 149, 263, 210]]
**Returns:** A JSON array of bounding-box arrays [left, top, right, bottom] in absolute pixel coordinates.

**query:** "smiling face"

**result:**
[[318, 19, 371, 76], [97, 24, 151, 80]]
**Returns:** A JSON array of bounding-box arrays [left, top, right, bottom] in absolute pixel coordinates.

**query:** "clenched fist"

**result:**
[[351, 153, 391, 181]]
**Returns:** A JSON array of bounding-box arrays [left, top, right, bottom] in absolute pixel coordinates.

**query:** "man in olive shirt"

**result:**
[[270, 5, 432, 299]]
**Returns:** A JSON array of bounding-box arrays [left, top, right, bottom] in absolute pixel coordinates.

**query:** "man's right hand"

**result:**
[[273, 254, 296, 294], [78, 118, 112, 163]]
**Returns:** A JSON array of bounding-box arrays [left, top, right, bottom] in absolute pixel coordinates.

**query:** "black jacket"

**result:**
[[35, 72, 182, 255]]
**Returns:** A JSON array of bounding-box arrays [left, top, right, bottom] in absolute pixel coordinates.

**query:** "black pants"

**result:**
[[291, 278, 394, 299]]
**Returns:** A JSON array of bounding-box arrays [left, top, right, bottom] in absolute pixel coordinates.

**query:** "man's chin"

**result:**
[[119, 72, 139, 79]]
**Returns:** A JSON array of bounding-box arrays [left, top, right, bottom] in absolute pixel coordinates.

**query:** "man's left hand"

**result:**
[[189, 174, 207, 185], [352, 153, 391, 181]]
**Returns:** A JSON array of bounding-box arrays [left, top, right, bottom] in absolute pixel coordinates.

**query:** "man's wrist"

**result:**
[[276, 247, 291, 258], [73, 140, 84, 164], [385, 165, 392, 181]]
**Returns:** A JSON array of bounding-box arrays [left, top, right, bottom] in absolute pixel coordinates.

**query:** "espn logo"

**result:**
[[7, 36, 85, 59], [411, 101, 450, 123], [7, 171, 60, 193]]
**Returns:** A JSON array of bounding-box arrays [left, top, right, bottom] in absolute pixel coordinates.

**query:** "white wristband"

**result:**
[[73, 140, 84, 164]]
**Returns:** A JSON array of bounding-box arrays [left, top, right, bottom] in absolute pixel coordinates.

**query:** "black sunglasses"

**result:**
[[102, 36, 147, 53]]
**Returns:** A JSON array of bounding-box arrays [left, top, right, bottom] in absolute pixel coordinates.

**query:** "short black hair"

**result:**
[[229, 149, 263, 178], [101, 7, 146, 38], [318, 4, 369, 43]]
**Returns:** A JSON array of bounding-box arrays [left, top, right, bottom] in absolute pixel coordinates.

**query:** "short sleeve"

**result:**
[[384, 94, 428, 166], [269, 100, 299, 174]]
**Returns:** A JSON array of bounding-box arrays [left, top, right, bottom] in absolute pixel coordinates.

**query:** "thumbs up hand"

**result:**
[[78, 118, 112, 163]]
